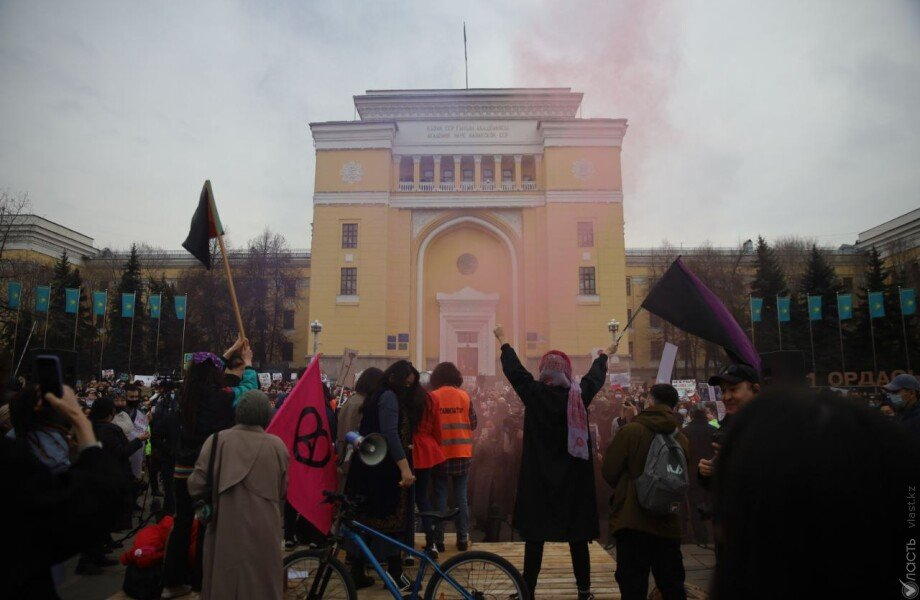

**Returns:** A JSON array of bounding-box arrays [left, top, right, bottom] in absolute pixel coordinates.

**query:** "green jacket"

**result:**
[[602, 404, 689, 540]]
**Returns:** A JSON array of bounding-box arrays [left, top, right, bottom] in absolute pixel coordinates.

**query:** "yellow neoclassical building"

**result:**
[[307, 88, 629, 375]]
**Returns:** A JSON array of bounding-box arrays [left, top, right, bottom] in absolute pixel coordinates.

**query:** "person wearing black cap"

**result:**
[[883, 373, 920, 438], [698, 363, 760, 482]]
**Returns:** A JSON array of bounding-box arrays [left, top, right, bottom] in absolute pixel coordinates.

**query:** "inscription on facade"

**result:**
[[426, 123, 510, 140]]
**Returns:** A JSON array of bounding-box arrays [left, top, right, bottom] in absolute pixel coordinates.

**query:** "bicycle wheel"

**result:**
[[424, 550, 529, 600], [282, 549, 357, 600]]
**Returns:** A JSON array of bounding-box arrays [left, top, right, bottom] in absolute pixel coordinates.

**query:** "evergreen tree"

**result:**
[[750, 236, 788, 352], [796, 245, 843, 379], [105, 244, 146, 375]]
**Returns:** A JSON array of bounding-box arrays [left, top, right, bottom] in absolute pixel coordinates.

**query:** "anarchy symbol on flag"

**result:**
[[293, 406, 332, 468]]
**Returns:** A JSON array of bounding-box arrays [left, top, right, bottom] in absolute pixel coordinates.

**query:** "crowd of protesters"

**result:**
[[2, 324, 918, 599]]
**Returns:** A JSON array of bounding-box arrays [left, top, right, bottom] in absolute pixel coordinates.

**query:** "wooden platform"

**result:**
[[357, 535, 617, 599], [109, 535, 710, 599]]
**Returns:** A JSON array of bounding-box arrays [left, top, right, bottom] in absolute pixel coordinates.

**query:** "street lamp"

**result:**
[[310, 320, 323, 354]]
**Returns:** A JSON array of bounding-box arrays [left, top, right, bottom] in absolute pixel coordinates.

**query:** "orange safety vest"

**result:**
[[432, 386, 473, 459]]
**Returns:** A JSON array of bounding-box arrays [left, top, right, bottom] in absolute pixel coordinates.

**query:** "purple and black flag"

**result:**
[[181, 180, 224, 269], [642, 257, 761, 372]]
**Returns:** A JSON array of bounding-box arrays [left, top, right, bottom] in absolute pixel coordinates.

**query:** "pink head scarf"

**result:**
[[539, 350, 590, 460]]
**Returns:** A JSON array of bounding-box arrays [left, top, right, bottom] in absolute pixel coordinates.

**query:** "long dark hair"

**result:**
[[365, 360, 426, 433], [354, 367, 384, 397], [711, 387, 920, 599], [179, 360, 225, 431]]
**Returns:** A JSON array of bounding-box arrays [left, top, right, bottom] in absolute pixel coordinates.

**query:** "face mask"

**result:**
[[889, 394, 905, 408]]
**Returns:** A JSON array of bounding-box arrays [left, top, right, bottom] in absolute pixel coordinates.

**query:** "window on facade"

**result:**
[[280, 342, 294, 362], [483, 169, 494, 182], [502, 169, 513, 181], [649, 313, 662, 329], [462, 169, 473, 181], [626, 277, 632, 296], [579, 267, 597, 296], [340, 267, 357, 296], [284, 280, 297, 298], [422, 169, 434, 182], [627, 308, 633, 322], [650, 340, 664, 359], [577, 222, 594, 248], [628, 341, 634, 357], [342, 223, 358, 249], [283, 310, 295, 330], [443, 169, 454, 182]]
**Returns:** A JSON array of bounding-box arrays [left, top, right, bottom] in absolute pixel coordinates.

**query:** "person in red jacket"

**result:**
[[413, 387, 446, 556]]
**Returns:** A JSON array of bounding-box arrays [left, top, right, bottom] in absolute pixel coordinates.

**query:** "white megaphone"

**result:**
[[344, 431, 388, 467]]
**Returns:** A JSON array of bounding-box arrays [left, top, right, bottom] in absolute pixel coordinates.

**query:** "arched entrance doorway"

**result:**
[[416, 217, 518, 374]]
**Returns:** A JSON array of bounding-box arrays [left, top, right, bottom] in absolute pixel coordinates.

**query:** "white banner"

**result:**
[[656, 342, 679, 383]]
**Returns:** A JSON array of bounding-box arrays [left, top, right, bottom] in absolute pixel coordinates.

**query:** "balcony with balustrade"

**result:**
[[393, 154, 541, 193]]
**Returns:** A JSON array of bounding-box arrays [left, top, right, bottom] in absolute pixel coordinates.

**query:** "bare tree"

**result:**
[[0, 190, 32, 273]]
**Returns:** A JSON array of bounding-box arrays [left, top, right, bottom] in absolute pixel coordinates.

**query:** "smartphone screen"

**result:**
[[34, 355, 64, 398]]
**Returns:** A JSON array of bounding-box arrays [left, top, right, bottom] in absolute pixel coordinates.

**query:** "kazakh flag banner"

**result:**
[[35, 286, 51, 313], [869, 291, 886, 319], [65, 288, 80, 314], [149, 294, 162, 319], [93, 291, 107, 316], [901, 288, 917, 316], [121, 293, 136, 318], [808, 295, 822, 321], [838, 294, 854, 320], [777, 296, 792, 323], [7, 281, 22, 310], [175, 295, 187, 320], [750, 297, 764, 322]]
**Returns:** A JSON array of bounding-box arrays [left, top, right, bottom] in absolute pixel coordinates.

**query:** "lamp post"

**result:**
[[310, 320, 323, 355]]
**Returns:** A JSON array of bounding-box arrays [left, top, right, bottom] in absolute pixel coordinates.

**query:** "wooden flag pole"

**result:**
[[179, 296, 188, 372], [216, 232, 246, 341]]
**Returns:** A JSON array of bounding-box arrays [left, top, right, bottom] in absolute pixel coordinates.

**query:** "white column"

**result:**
[[412, 155, 421, 191], [514, 155, 523, 190], [494, 155, 503, 190], [474, 155, 482, 190], [453, 155, 462, 191], [392, 155, 401, 190]]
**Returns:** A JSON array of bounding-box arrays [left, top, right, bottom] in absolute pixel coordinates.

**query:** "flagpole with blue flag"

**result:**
[[900, 287, 915, 371], [67, 287, 81, 351], [96, 290, 109, 377], [123, 292, 137, 375], [36, 285, 52, 348], [150, 293, 162, 372], [176, 295, 188, 372], [8, 281, 22, 373], [837, 292, 852, 374], [868, 291, 885, 380], [776, 295, 792, 350], [807, 294, 822, 379]]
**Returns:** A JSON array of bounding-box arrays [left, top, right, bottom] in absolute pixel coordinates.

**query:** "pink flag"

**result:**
[[267, 354, 337, 534]]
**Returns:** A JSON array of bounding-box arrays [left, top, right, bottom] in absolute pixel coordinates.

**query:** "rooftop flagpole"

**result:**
[[463, 22, 469, 89]]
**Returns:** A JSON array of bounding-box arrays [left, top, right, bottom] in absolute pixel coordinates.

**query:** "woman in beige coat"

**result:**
[[188, 390, 288, 599]]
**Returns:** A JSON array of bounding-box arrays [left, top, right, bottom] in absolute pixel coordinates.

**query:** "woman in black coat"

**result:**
[[494, 326, 615, 600]]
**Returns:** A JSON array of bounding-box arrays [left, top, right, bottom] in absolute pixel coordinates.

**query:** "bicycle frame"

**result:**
[[332, 518, 474, 600]]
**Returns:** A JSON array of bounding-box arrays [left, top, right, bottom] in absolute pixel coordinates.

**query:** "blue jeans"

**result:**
[[433, 471, 470, 542]]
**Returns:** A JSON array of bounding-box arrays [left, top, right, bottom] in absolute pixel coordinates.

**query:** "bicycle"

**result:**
[[283, 491, 529, 600]]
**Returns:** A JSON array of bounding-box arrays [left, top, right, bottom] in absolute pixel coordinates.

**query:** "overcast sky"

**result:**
[[0, 0, 917, 252]]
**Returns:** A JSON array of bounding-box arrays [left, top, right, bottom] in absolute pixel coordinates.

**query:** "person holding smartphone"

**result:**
[[3, 381, 127, 597]]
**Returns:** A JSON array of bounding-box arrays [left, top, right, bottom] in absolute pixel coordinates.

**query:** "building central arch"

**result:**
[[415, 215, 519, 370]]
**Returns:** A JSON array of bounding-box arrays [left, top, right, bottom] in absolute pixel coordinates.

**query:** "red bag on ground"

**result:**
[[120, 515, 199, 568]]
